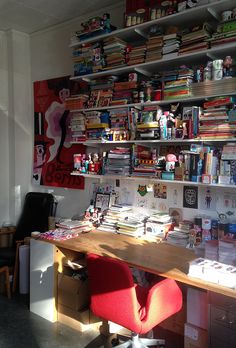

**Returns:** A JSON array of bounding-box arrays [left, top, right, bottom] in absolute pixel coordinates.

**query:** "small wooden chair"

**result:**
[[0, 266, 11, 299]]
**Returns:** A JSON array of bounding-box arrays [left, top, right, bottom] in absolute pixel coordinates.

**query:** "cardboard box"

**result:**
[[187, 288, 208, 330], [184, 323, 208, 348], [58, 273, 89, 311], [58, 305, 102, 332]]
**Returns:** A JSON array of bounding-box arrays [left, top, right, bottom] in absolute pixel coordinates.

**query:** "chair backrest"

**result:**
[[14, 192, 55, 241], [87, 253, 143, 329]]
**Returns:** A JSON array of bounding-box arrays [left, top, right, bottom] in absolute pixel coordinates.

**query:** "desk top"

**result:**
[[44, 231, 236, 298]]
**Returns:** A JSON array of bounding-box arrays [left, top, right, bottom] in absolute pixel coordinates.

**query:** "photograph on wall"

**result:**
[[33, 76, 85, 189], [199, 187, 217, 211], [183, 186, 198, 209], [153, 183, 167, 199]]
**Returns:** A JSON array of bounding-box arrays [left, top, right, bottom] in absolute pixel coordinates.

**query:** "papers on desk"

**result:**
[[188, 257, 236, 289]]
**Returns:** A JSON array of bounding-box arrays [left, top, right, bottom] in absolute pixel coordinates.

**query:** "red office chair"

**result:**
[[87, 253, 183, 348]]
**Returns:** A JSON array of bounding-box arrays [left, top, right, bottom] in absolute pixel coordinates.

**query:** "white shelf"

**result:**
[[70, 171, 236, 188], [70, 138, 236, 146], [69, 88, 236, 113], [70, 0, 232, 48], [70, 41, 236, 81]]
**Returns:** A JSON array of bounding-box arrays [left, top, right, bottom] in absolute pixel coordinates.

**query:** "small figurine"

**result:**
[[223, 55, 233, 78], [165, 154, 178, 172], [102, 13, 111, 31]]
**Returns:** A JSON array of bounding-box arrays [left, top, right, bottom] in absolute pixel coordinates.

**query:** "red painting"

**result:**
[[33, 76, 85, 189]]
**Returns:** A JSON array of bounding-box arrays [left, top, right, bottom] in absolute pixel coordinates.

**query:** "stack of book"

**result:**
[[103, 37, 127, 70], [219, 239, 236, 266], [145, 34, 163, 62], [72, 44, 94, 76], [128, 44, 146, 65], [56, 219, 92, 232], [97, 204, 133, 233], [162, 33, 180, 60], [87, 89, 113, 108], [65, 94, 89, 110], [116, 211, 146, 237], [111, 81, 138, 105], [109, 108, 129, 141], [199, 97, 236, 139], [208, 20, 236, 48], [179, 22, 212, 55], [163, 67, 194, 100], [69, 112, 86, 142], [145, 212, 173, 240], [131, 145, 157, 177], [104, 147, 131, 176], [166, 220, 192, 247], [84, 110, 110, 141]]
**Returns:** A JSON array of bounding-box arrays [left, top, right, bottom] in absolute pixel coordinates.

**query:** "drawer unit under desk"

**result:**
[[209, 292, 236, 347]]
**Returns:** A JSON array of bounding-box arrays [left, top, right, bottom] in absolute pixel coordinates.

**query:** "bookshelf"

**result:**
[[68, 0, 236, 189], [70, 171, 236, 189], [70, 42, 236, 81], [70, 0, 232, 49]]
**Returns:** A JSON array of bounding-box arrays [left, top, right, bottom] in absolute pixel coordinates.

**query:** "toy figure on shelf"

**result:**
[[165, 154, 178, 172], [102, 13, 111, 32], [223, 55, 233, 78]]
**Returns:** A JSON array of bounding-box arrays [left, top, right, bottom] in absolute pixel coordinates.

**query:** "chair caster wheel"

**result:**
[[111, 338, 120, 346]]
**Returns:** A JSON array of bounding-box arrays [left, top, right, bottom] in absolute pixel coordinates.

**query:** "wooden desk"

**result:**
[[43, 230, 236, 299]]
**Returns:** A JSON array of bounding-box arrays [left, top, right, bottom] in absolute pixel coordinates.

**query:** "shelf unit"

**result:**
[[70, 0, 232, 48], [69, 0, 236, 190], [69, 0, 235, 81], [70, 172, 236, 188]]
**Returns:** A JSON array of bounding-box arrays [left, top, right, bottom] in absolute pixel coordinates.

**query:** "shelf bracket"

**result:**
[[134, 67, 152, 77], [207, 7, 221, 21], [206, 52, 217, 60], [134, 28, 148, 39], [82, 77, 91, 82]]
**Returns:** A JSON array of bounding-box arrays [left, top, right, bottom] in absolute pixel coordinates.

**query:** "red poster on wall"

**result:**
[[33, 76, 85, 189]]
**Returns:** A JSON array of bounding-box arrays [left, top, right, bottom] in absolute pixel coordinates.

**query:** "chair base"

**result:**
[[113, 333, 165, 348]]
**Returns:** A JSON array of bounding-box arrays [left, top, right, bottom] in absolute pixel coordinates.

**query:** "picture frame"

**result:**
[[95, 193, 111, 211]]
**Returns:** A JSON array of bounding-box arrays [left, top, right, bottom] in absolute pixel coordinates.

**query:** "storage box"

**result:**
[[187, 288, 208, 330], [184, 323, 208, 348], [57, 305, 102, 332], [58, 273, 89, 311]]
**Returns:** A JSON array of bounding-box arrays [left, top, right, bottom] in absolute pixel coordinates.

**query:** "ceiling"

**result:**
[[0, 0, 116, 34]]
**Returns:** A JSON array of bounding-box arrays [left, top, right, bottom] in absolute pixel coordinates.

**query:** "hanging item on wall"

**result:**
[[153, 183, 167, 199], [137, 184, 148, 196], [199, 187, 217, 211], [33, 76, 85, 189], [183, 186, 198, 209]]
